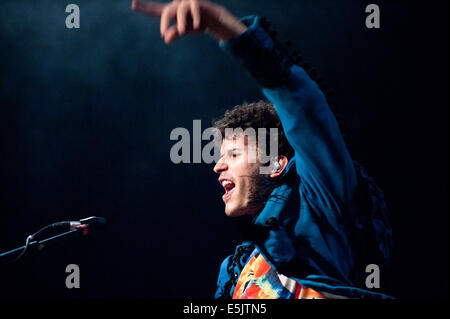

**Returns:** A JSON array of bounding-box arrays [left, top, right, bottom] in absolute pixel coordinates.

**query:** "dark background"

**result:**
[[0, 0, 447, 300]]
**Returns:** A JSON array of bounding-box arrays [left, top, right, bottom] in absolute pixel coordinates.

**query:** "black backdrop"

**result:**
[[0, 0, 447, 299]]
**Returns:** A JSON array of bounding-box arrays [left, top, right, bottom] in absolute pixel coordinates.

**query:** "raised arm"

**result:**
[[219, 15, 358, 214], [132, 0, 357, 215]]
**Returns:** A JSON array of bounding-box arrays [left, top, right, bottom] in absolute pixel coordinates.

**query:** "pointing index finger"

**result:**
[[131, 0, 166, 16]]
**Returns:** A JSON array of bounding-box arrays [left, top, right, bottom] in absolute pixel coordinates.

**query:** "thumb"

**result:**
[[131, 0, 166, 16]]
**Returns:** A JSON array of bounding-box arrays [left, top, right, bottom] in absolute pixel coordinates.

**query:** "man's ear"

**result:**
[[269, 155, 289, 178]]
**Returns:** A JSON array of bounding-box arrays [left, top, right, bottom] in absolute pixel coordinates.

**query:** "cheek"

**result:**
[[234, 164, 255, 184], [236, 164, 260, 193]]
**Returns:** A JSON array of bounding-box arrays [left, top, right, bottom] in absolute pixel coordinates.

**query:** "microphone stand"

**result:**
[[0, 227, 86, 262]]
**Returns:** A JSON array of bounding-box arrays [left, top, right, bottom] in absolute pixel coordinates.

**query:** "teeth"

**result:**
[[222, 180, 233, 187]]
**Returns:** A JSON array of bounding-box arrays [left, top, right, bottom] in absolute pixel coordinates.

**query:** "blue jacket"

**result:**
[[215, 16, 393, 299]]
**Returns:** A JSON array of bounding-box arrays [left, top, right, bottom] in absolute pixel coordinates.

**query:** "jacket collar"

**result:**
[[253, 157, 297, 228]]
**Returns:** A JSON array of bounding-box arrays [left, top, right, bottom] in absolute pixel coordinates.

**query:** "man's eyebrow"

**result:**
[[221, 148, 241, 157]]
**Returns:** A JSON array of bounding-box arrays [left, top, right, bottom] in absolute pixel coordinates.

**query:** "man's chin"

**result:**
[[225, 204, 255, 217]]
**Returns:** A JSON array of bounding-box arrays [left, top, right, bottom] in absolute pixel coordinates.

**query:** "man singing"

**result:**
[[131, 0, 393, 299]]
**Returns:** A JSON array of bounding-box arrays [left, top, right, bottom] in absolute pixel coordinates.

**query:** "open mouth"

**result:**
[[219, 179, 236, 202]]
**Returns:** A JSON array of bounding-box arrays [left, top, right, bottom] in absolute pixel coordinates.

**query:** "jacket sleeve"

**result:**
[[220, 16, 357, 217], [214, 255, 233, 299]]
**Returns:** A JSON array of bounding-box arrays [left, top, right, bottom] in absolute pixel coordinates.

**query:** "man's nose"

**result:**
[[213, 158, 228, 173]]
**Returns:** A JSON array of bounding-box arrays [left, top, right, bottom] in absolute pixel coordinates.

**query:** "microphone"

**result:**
[[1, 216, 107, 262], [53, 216, 107, 233]]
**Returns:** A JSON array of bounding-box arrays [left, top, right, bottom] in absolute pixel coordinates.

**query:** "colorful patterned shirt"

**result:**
[[232, 248, 327, 299]]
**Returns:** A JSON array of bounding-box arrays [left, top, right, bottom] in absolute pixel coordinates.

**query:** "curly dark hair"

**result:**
[[213, 100, 297, 207], [213, 100, 295, 160]]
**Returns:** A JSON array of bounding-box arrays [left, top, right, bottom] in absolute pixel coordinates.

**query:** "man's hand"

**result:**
[[131, 0, 247, 44]]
